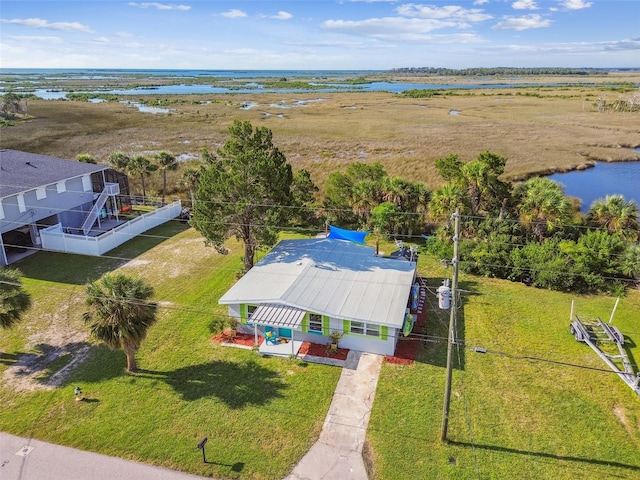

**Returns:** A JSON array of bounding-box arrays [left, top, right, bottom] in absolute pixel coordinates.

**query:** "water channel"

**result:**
[[548, 157, 640, 211]]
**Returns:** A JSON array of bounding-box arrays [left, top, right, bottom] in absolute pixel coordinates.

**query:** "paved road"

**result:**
[[0, 433, 208, 480], [1, 351, 383, 480]]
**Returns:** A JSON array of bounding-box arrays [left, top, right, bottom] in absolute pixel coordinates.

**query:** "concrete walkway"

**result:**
[[1, 351, 383, 480], [285, 351, 383, 480]]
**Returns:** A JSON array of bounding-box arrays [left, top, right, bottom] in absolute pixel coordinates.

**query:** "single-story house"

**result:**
[[219, 237, 418, 356], [0, 149, 180, 266]]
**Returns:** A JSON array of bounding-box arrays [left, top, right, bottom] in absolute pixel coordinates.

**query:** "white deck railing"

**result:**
[[40, 200, 182, 257]]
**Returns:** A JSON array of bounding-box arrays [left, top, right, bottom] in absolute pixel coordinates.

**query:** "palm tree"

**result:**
[[178, 167, 201, 209], [428, 184, 467, 223], [350, 179, 381, 225], [382, 178, 430, 237], [154, 151, 178, 204], [0, 268, 31, 330], [108, 151, 130, 173], [128, 154, 158, 202], [588, 195, 639, 241], [461, 160, 488, 216], [83, 273, 157, 373], [516, 177, 572, 241]]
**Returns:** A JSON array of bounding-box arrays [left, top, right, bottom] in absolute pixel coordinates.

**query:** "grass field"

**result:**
[[2, 79, 639, 195], [2, 74, 640, 478], [367, 256, 640, 480], [1, 223, 639, 479], [0, 224, 343, 479]]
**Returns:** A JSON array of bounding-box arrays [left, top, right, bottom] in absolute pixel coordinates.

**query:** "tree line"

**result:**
[[81, 120, 640, 293], [1, 119, 638, 366], [389, 67, 608, 76]]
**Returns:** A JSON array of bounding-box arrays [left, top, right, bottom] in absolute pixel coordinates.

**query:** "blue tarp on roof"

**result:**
[[327, 225, 368, 244]]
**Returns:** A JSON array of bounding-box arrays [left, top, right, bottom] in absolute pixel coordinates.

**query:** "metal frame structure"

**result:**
[[570, 315, 640, 396]]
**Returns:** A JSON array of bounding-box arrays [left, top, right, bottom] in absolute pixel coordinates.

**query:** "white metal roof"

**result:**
[[250, 304, 306, 328], [219, 238, 417, 328]]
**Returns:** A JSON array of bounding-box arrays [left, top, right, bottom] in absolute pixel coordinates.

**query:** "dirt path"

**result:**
[[2, 298, 91, 392]]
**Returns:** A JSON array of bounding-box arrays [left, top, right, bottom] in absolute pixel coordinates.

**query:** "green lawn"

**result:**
[[367, 257, 640, 479], [3, 226, 639, 479], [0, 224, 342, 479]]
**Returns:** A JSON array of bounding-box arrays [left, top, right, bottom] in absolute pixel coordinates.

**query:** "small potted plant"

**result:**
[[328, 330, 343, 354]]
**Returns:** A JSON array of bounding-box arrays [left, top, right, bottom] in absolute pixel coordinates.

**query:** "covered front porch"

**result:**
[[250, 304, 306, 358]]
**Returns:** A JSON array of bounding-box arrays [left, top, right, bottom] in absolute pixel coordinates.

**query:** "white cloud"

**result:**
[[0, 17, 94, 33], [559, 0, 593, 10], [115, 31, 135, 38], [396, 4, 492, 22], [473, 0, 490, 4], [5, 34, 63, 43], [494, 14, 551, 30], [512, 0, 539, 10], [128, 2, 190, 11], [92, 37, 110, 43], [321, 17, 486, 43], [270, 11, 293, 20], [221, 9, 247, 18], [603, 38, 640, 51]]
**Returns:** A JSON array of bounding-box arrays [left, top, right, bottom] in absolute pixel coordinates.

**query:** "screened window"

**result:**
[[309, 313, 323, 333], [247, 305, 257, 319]]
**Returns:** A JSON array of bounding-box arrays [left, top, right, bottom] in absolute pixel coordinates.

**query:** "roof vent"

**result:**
[[25, 161, 37, 168]]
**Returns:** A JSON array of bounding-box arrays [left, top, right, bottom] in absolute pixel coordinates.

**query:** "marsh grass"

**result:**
[[2, 79, 639, 194]]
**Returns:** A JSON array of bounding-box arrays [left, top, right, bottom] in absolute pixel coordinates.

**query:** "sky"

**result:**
[[0, 1, 638, 70]]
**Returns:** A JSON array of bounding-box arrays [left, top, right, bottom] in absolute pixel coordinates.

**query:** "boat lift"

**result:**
[[569, 301, 640, 396]]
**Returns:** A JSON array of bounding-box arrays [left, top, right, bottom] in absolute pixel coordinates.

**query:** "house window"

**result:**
[[247, 305, 257, 320], [82, 175, 92, 192], [349, 321, 380, 338], [309, 313, 323, 333], [350, 321, 365, 335], [366, 324, 380, 337]]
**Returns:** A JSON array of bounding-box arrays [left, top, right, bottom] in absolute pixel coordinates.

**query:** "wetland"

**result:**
[[1, 69, 639, 194]]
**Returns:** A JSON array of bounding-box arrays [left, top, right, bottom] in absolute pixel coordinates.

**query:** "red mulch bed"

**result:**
[[385, 339, 419, 365], [211, 332, 259, 347], [299, 342, 349, 361], [385, 278, 428, 365], [211, 333, 349, 361]]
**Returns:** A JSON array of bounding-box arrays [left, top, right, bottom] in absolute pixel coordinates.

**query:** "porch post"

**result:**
[[254, 323, 258, 346], [291, 329, 295, 356]]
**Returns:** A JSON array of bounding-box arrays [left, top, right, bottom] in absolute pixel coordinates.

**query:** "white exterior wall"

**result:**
[[0, 176, 95, 235], [330, 317, 398, 356], [40, 201, 181, 256], [228, 302, 399, 356]]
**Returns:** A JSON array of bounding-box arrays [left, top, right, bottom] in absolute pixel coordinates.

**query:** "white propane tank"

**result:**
[[437, 282, 451, 310]]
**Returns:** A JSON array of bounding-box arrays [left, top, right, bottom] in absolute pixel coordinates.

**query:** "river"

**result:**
[[2, 68, 631, 98], [548, 159, 640, 211]]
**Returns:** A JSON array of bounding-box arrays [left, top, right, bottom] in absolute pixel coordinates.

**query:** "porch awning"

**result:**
[[251, 304, 306, 329]]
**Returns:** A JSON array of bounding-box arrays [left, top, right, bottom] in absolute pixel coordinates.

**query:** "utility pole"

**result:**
[[441, 208, 460, 442]]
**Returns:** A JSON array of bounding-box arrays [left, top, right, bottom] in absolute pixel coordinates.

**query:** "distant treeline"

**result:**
[[389, 67, 609, 76]]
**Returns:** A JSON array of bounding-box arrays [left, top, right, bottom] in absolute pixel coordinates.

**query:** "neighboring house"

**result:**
[[219, 237, 418, 356], [0, 149, 180, 266]]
